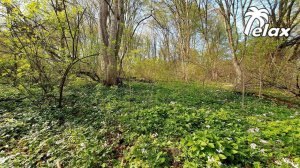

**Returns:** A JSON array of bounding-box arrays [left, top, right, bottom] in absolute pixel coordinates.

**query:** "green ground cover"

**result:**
[[0, 82, 299, 167]]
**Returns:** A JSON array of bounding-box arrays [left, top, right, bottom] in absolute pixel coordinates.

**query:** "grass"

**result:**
[[0, 81, 299, 167]]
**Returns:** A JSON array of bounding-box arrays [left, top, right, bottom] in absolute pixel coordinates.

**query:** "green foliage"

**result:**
[[123, 135, 172, 167], [179, 130, 238, 167], [1, 82, 300, 167]]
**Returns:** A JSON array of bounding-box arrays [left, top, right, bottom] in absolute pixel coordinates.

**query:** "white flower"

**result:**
[[102, 141, 108, 147], [292, 163, 299, 168], [80, 143, 86, 148], [226, 137, 233, 141], [141, 148, 146, 154], [55, 139, 64, 145], [250, 143, 257, 149], [283, 158, 290, 164], [151, 132, 158, 138], [259, 139, 268, 144], [248, 128, 255, 133], [0, 153, 20, 164], [207, 156, 222, 166], [283, 158, 299, 168], [216, 149, 223, 153], [206, 125, 211, 128], [248, 128, 260, 133], [207, 156, 215, 162], [274, 160, 282, 165], [170, 101, 176, 105], [259, 149, 265, 153], [0, 157, 8, 164]]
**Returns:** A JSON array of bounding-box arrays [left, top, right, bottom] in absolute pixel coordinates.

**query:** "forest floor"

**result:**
[[0, 81, 299, 167]]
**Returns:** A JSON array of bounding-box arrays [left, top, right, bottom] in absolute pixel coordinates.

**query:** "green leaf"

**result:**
[[219, 154, 227, 160], [231, 150, 238, 154], [200, 141, 207, 147], [208, 143, 215, 148]]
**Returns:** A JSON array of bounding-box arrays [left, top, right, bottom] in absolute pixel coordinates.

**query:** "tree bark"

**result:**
[[217, 0, 243, 86], [99, 0, 124, 86]]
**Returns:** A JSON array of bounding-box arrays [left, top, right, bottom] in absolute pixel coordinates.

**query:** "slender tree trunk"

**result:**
[[226, 25, 242, 86], [217, 0, 244, 87], [58, 64, 72, 108]]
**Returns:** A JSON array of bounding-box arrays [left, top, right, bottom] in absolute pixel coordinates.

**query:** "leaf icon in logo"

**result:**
[[244, 7, 269, 36]]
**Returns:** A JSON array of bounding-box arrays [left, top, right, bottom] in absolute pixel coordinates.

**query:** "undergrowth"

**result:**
[[0, 82, 299, 167]]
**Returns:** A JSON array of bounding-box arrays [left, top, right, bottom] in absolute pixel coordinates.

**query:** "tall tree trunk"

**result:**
[[106, 0, 119, 86], [226, 23, 242, 86], [233, 55, 242, 85], [99, 0, 124, 86], [217, 0, 244, 87], [99, 0, 109, 83]]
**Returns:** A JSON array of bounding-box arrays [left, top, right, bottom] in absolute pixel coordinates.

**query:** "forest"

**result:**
[[0, 0, 300, 167]]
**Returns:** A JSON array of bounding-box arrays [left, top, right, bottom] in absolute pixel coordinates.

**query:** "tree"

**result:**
[[0, 0, 100, 107], [98, 0, 125, 86], [216, 0, 252, 87]]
